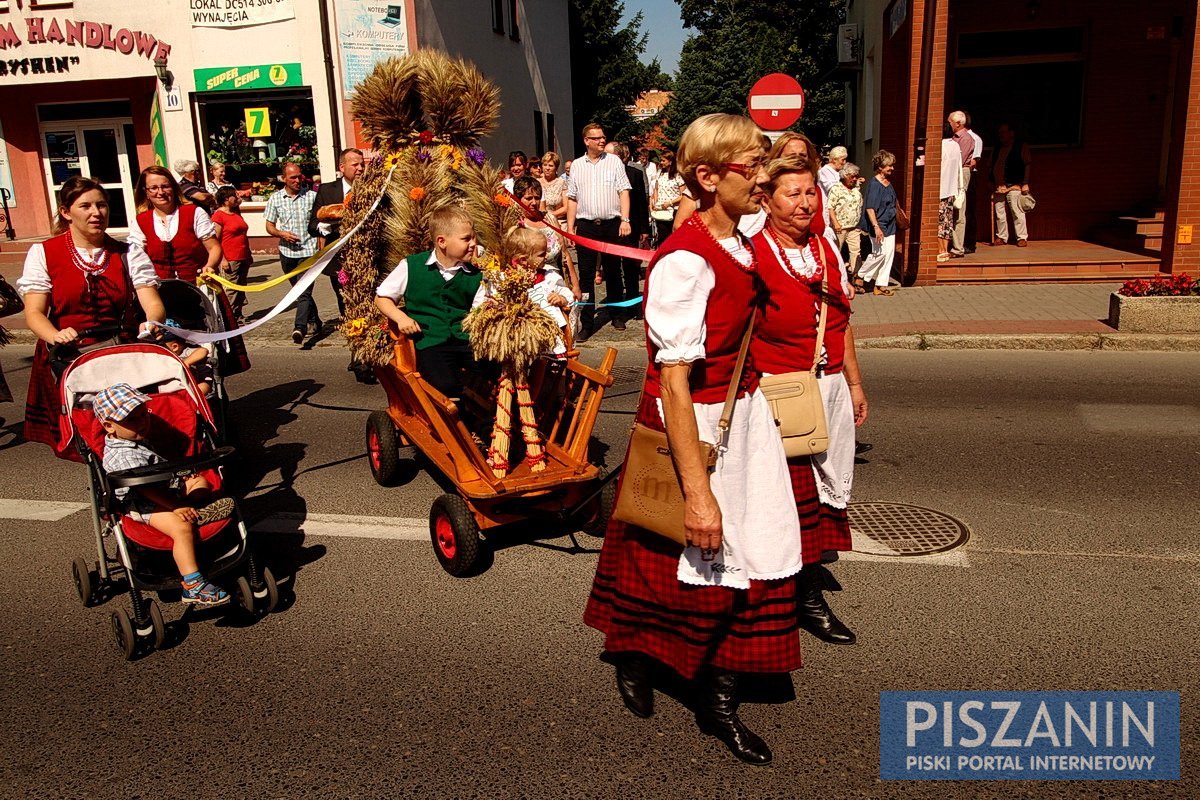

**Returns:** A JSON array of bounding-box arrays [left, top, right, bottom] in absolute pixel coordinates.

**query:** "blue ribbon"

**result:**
[[573, 296, 643, 308]]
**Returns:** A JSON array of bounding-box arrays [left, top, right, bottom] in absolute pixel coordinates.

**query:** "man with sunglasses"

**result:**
[[565, 123, 632, 341]]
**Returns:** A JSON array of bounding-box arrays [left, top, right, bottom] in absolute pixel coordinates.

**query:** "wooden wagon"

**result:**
[[365, 324, 619, 576]]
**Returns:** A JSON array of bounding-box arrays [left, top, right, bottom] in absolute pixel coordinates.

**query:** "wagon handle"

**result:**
[[386, 320, 418, 373]]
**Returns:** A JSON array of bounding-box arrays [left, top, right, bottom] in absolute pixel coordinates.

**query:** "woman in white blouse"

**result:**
[[585, 113, 803, 766], [128, 166, 222, 283], [17, 177, 163, 458]]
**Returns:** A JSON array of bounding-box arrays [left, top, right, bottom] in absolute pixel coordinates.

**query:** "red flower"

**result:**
[[418, 130, 434, 144]]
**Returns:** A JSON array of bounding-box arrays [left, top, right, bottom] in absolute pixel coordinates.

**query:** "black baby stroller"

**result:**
[[156, 279, 249, 444], [58, 342, 280, 659]]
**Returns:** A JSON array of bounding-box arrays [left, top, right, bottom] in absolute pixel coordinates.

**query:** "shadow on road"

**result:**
[[229, 378, 327, 582]]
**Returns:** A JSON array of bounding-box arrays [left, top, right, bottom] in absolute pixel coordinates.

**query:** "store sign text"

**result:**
[[0, 16, 171, 62], [0, 53, 76, 76]]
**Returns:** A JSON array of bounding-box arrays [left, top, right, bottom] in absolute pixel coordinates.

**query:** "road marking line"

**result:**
[[0, 499, 89, 521], [254, 512, 427, 541], [974, 546, 1200, 565]]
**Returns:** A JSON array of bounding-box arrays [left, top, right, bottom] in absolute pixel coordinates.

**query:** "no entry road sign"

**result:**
[[748, 73, 806, 130]]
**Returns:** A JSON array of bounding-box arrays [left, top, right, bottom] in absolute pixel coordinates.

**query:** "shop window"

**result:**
[[953, 27, 1086, 148], [194, 88, 318, 202]]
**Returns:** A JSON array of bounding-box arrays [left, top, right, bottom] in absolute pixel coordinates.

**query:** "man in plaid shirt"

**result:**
[[264, 163, 320, 344]]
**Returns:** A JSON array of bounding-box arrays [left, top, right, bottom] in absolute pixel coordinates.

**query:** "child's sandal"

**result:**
[[194, 497, 235, 526], [181, 579, 230, 607]]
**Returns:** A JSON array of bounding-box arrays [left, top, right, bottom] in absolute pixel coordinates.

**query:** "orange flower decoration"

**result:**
[[495, 192, 512, 207], [409, 187, 427, 201]]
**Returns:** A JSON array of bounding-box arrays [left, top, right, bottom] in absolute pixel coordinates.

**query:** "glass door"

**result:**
[[41, 119, 136, 232]]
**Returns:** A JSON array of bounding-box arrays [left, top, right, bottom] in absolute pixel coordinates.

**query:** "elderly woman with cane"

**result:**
[[585, 114, 804, 766]]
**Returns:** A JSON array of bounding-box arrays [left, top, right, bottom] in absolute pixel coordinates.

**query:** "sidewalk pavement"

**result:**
[[3, 258, 1197, 351]]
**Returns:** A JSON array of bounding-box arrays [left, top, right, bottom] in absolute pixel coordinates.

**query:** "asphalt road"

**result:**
[[0, 343, 1197, 798]]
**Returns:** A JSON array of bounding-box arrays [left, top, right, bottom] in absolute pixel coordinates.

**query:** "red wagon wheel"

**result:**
[[429, 494, 483, 577]]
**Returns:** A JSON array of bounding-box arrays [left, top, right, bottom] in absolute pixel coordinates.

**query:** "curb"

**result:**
[[855, 333, 1200, 352]]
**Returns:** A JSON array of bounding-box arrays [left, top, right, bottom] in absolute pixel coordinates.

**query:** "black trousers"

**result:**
[[613, 232, 645, 320], [574, 217, 622, 331], [416, 342, 475, 398]]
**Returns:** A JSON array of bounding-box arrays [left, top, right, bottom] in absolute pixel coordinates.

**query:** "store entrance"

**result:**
[[39, 119, 138, 232]]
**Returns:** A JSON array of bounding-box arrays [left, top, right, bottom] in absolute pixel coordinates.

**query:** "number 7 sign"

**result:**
[[244, 107, 272, 138]]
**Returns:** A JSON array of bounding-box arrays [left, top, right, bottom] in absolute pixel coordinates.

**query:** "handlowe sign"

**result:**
[[190, 0, 294, 29], [194, 63, 302, 92], [880, 691, 1180, 780]]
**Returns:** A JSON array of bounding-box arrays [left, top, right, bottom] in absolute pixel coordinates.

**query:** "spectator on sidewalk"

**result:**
[[938, 129, 965, 263], [501, 151, 528, 193], [818, 146, 848, 195], [857, 150, 898, 296], [566, 123, 631, 341], [990, 123, 1033, 247], [205, 162, 233, 196], [650, 149, 684, 245], [264, 163, 320, 344], [964, 113, 984, 253], [539, 152, 569, 223], [174, 159, 215, 212], [636, 147, 657, 194], [947, 111, 975, 257], [828, 162, 865, 275], [211, 187, 252, 323], [609, 141, 650, 324]]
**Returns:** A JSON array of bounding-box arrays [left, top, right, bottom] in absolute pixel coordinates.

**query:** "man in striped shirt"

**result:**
[[566, 123, 632, 340], [264, 162, 320, 343]]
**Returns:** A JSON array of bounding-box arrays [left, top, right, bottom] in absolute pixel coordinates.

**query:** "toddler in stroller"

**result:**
[[94, 383, 232, 606], [61, 343, 279, 659], [159, 322, 213, 395]]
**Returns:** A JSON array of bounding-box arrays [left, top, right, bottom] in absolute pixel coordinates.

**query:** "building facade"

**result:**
[[841, 0, 1198, 284], [0, 0, 572, 245]]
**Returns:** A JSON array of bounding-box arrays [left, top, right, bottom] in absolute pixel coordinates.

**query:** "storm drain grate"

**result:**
[[848, 502, 970, 557], [608, 365, 647, 393]]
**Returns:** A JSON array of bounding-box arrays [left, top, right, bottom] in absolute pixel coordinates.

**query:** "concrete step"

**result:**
[[1116, 216, 1164, 236], [0, 237, 48, 255]]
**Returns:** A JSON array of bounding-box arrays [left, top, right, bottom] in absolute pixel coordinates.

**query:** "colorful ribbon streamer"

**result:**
[[503, 188, 657, 262], [151, 164, 398, 345], [198, 260, 311, 293]]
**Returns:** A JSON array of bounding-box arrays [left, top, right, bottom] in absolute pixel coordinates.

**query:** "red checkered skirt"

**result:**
[[789, 459, 852, 564], [583, 393, 803, 680]]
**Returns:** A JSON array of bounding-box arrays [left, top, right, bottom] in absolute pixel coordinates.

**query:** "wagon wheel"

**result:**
[[366, 410, 401, 486], [148, 601, 167, 649], [580, 476, 618, 538], [429, 494, 484, 577]]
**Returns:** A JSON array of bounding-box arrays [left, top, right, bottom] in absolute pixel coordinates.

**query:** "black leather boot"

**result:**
[[798, 566, 856, 645], [695, 669, 772, 765], [615, 653, 654, 718]]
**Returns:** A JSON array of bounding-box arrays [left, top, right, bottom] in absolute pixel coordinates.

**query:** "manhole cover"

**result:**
[[848, 502, 970, 557]]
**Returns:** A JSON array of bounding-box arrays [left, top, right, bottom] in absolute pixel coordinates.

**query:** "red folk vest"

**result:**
[[750, 230, 851, 375], [42, 232, 134, 338], [137, 204, 206, 282], [643, 214, 760, 404]]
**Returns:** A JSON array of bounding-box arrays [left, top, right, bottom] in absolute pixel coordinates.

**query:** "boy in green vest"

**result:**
[[375, 206, 484, 398]]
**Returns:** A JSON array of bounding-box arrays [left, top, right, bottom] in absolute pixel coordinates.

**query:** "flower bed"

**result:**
[[1109, 274, 1200, 332]]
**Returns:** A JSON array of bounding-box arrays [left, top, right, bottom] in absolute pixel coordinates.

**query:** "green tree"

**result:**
[[667, 0, 846, 149], [568, 1, 662, 151]]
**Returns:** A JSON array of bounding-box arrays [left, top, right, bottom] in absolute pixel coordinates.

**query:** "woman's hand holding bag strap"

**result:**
[[612, 318, 755, 545], [757, 243, 831, 458]]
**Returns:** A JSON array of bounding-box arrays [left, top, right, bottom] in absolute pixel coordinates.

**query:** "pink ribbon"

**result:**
[[503, 188, 657, 262]]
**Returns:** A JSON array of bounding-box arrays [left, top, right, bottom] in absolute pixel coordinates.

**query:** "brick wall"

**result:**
[[1161, 3, 1200, 275]]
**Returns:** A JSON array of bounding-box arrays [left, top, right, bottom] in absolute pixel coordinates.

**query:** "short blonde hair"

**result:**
[[541, 151, 560, 168], [504, 225, 547, 261], [429, 206, 473, 239], [676, 113, 763, 197], [872, 150, 896, 173]]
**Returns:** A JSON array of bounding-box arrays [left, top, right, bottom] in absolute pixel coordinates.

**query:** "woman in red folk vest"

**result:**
[[129, 165, 222, 283], [131, 166, 251, 376], [17, 177, 165, 459], [751, 157, 870, 647], [584, 114, 802, 766]]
